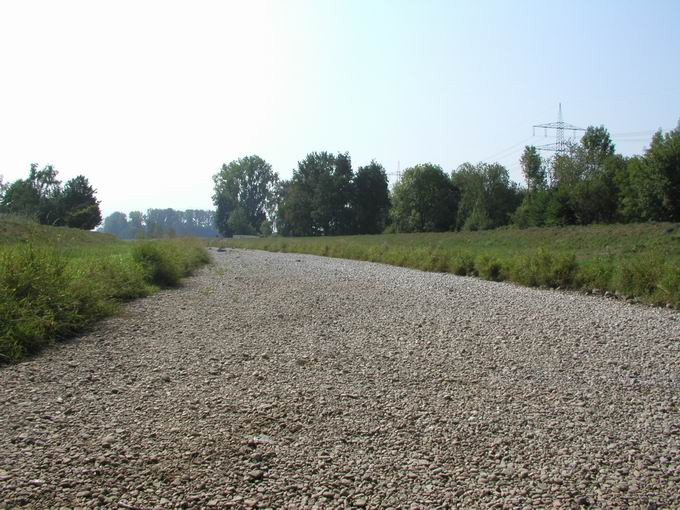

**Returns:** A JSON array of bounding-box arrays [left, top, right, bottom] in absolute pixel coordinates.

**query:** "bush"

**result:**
[[449, 252, 476, 276], [0, 238, 211, 363], [0, 246, 90, 361], [655, 263, 680, 307], [513, 247, 577, 288], [132, 242, 183, 287], [576, 258, 616, 292], [615, 254, 664, 299], [475, 254, 504, 281], [75, 256, 151, 301], [177, 239, 212, 275]]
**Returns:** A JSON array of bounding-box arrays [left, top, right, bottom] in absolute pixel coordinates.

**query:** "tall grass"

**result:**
[[0, 237, 210, 363], [213, 223, 680, 309]]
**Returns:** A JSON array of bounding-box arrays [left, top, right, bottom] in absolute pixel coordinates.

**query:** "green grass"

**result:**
[[0, 215, 211, 363], [212, 223, 680, 308]]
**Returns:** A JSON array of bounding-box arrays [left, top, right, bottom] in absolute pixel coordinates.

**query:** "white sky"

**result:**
[[1, 0, 678, 218]]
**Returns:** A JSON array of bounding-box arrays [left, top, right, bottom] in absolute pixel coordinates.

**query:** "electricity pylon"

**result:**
[[533, 103, 585, 155]]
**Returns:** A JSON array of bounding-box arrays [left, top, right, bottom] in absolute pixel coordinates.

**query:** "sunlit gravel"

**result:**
[[1, 248, 679, 509]]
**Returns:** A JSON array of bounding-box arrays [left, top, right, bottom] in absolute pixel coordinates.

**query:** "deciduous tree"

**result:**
[[351, 161, 390, 234], [59, 175, 102, 229], [212, 155, 278, 236], [520, 146, 546, 192], [391, 164, 457, 232]]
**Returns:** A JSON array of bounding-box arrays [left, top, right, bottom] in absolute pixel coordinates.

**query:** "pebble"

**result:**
[[0, 249, 678, 509]]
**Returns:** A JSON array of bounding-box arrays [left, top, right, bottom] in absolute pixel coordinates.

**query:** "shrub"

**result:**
[[512, 248, 577, 288], [426, 250, 450, 272], [576, 258, 615, 291], [177, 239, 212, 275], [615, 254, 663, 299], [75, 256, 150, 301], [132, 242, 183, 287], [475, 254, 504, 281], [449, 252, 476, 276], [655, 263, 680, 307], [0, 238, 211, 363], [0, 246, 82, 361]]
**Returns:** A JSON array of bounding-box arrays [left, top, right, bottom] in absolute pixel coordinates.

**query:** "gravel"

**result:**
[[1, 248, 679, 509]]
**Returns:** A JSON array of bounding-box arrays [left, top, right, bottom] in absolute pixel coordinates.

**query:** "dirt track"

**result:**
[[1, 248, 679, 509]]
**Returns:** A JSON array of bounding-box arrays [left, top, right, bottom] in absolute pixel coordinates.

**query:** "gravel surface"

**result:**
[[1, 248, 679, 509]]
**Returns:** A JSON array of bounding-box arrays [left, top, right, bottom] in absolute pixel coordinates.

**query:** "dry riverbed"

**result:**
[[1, 248, 679, 509]]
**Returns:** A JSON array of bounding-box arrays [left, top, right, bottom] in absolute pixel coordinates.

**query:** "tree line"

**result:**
[[100, 209, 219, 239], [514, 124, 680, 226], [0, 164, 101, 229], [212, 123, 679, 237]]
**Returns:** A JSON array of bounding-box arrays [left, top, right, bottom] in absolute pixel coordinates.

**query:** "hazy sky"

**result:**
[[1, 0, 679, 217]]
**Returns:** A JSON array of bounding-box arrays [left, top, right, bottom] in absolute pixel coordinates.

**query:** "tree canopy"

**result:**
[[520, 146, 546, 193], [277, 152, 355, 236], [452, 162, 522, 231], [212, 155, 278, 237], [100, 209, 218, 239], [352, 161, 390, 234], [390, 164, 457, 232], [0, 165, 102, 229]]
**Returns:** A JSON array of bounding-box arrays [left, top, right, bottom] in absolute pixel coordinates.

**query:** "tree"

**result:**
[[227, 207, 256, 235], [277, 152, 356, 236], [276, 179, 313, 236], [645, 123, 680, 220], [452, 162, 521, 230], [0, 163, 59, 220], [520, 146, 546, 192], [101, 212, 129, 238], [128, 211, 145, 238], [0, 179, 40, 217], [545, 186, 576, 226], [615, 124, 680, 222], [544, 126, 620, 225], [101, 209, 218, 239], [28, 164, 62, 225], [351, 161, 390, 234], [260, 219, 272, 237], [59, 175, 102, 229], [212, 155, 278, 236], [569, 154, 622, 224], [0, 175, 6, 204], [512, 188, 550, 228], [213, 192, 236, 237], [327, 152, 354, 234], [390, 164, 457, 232], [0, 164, 102, 229], [581, 125, 615, 165]]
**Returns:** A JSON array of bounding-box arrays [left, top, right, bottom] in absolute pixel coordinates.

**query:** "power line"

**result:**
[[532, 103, 585, 154], [479, 136, 536, 163], [610, 130, 656, 137]]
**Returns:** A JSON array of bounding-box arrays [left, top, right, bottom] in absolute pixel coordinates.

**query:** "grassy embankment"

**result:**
[[215, 223, 680, 308], [0, 216, 211, 363]]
